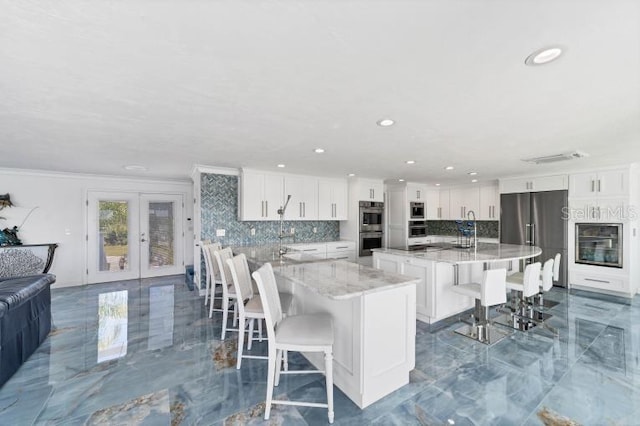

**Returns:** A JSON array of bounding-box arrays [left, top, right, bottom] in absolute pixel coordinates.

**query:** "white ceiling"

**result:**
[[1, 0, 639, 185]]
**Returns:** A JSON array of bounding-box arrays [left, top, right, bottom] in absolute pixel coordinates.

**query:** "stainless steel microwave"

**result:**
[[410, 202, 425, 219]]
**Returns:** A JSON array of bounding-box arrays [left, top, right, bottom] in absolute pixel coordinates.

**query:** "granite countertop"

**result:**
[[232, 245, 418, 300], [373, 242, 541, 265]]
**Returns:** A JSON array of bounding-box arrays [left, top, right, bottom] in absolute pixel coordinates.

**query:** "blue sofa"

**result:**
[[0, 274, 55, 387]]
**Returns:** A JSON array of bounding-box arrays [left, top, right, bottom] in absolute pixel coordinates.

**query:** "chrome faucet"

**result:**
[[467, 209, 477, 248], [277, 195, 292, 257]]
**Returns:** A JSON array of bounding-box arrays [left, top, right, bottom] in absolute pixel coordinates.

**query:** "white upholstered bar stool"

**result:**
[[213, 248, 239, 339], [536, 257, 556, 308], [226, 253, 293, 369], [252, 263, 335, 424], [451, 268, 511, 345], [201, 242, 221, 310]]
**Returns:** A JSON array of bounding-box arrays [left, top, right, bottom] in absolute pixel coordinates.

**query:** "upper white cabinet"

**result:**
[[318, 178, 348, 220], [449, 187, 480, 219], [355, 179, 384, 202], [406, 183, 428, 202], [479, 184, 500, 220], [438, 190, 450, 220], [500, 174, 568, 194], [240, 170, 284, 220], [569, 168, 629, 198], [283, 175, 318, 220], [426, 189, 440, 220]]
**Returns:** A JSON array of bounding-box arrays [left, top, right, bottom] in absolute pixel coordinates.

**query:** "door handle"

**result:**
[[591, 180, 595, 192], [303, 202, 306, 218], [525, 224, 531, 244], [598, 179, 601, 192], [265, 201, 268, 217], [261, 201, 265, 217], [531, 223, 535, 245], [417, 190, 420, 199]]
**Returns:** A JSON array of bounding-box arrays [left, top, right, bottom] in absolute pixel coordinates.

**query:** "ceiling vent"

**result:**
[[522, 151, 589, 165]]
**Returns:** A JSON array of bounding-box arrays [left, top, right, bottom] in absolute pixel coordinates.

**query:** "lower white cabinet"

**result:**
[[569, 268, 630, 296], [285, 241, 356, 262], [373, 253, 475, 323]]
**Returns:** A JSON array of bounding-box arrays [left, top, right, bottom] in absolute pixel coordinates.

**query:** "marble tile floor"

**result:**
[[1, 276, 639, 425]]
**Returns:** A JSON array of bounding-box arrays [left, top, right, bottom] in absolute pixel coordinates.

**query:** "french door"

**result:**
[[87, 192, 184, 283]]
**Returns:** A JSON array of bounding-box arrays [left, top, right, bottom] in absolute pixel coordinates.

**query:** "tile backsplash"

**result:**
[[426, 220, 499, 238], [200, 173, 340, 246]]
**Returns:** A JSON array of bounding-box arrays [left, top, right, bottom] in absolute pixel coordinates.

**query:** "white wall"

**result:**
[[0, 168, 193, 287]]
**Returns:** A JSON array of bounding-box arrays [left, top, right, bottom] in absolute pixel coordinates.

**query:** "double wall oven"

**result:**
[[359, 201, 384, 256]]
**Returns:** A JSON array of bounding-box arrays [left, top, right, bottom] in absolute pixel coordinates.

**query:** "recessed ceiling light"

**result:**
[[471, 179, 478, 183], [398, 179, 405, 182], [468, 171, 478, 176], [435, 183, 441, 186], [123, 165, 147, 171], [525, 46, 563, 66], [444, 166, 454, 170], [314, 148, 325, 154], [405, 160, 415, 165], [348, 173, 356, 177], [377, 118, 395, 127], [277, 164, 285, 168]]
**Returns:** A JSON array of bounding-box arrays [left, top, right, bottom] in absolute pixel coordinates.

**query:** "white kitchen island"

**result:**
[[235, 246, 418, 409], [372, 243, 542, 324]]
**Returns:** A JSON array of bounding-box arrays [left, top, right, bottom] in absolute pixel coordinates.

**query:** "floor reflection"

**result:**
[[97, 290, 128, 363]]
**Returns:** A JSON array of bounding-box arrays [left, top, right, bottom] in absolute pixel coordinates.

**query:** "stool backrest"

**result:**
[[481, 268, 507, 306], [553, 253, 561, 282], [213, 248, 234, 290], [202, 242, 221, 284], [541, 258, 554, 292], [522, 262, 542, 298], [227, 254, 254, 306], [252, 263, 283, 342]]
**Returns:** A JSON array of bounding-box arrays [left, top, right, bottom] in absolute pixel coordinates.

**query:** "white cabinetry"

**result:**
[[438, 190, 450, 220], [500, 174, 568, 194], [449, 187, 480, 219], [569, 168, 629, 198], [426, 189, 440, 220], [326, 241, 357, 262], [318, 178, 348, 220], [406, 184, 428, 202], [283, 175, 318, 220], [355, 179, 384, 202], [239, 170, 284, 220], [479, 184, 500, 220]]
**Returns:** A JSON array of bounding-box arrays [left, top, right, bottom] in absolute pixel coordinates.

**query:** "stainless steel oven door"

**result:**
[[360, 208, 384, 232], [359, 232, 383, 256], [410, 202, 425, 219]]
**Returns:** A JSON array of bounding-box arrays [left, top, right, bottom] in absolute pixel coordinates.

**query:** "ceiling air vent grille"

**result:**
[[522, 151, 589, 165]]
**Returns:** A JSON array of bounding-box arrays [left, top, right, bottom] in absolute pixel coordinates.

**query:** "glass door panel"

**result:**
[[140, 194, 184, 278]]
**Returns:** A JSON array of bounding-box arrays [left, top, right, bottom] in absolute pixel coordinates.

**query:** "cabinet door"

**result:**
[[263, 174, 284, 220], [569, 172, 597, 198], [532, 174, 568, 192], [400, 260, 430, 317], [439, 190, 450, 219], [374, 254, 400, 274], [332, 180, 348, 219], [407, 184, 427, 202], [500, 177, 530, 194], [284, 175, 318, 220], [240, 171, 266, 220], [449, 187, 479, 219], [597, 198, 628, 222], [425, 189, 440, 220], [479, 184, 499, 220], [597, 169, 628, 197], [318, 179, 333, 220], [358, 179, 384, 202]]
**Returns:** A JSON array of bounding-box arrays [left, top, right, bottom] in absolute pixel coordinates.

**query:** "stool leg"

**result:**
[[283, 350, 288, 371], [209, 288, 217, 319], [221, 297, 229, 340], [233, 302, 239, 326], [247, 318, 254, 351], [236, 315, 245, 369], [264, 347, 276, 420], [258, 320, 263, 342], [325, 350, 334, 424], [275, 349, 283, 386]]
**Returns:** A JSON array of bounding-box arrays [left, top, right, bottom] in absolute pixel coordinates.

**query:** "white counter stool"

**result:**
[[213, 248, 239, 339], [502, 262, 545, 330], [252, 263, 335, 424], [202, 242, 221, 311], [535, 256, 558, 309], [226, 253, 293, 369], [451, 268, 511, 345]]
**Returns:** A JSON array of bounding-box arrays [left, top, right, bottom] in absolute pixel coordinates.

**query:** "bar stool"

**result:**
[[535, 257, 557, 309], [213, 248, 238, 339], [252, 263, 335, 424], [451, 268, 510, 345], [201, 242, 221, 310], [226, 254, 293, 369]]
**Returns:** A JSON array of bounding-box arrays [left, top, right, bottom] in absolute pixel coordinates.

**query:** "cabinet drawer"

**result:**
[[326, 251, 355, 262], [570, 271, 626, 292], [326, 242, 355, 252], [286, 244, 326, 255]]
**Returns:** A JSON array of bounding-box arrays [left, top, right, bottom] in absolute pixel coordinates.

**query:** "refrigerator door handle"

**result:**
[[531, 223, 535, 245], [525, 224, 532, 244]]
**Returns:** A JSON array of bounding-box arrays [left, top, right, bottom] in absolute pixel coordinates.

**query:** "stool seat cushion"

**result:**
[[276, 314, 333, 348], [507, 271, 524, 283], [451, 282, 481, 299], [506, 281, 524, 291]]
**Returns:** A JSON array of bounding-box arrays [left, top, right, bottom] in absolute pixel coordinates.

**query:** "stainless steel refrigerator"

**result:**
[[500, 190, 568, 287]]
